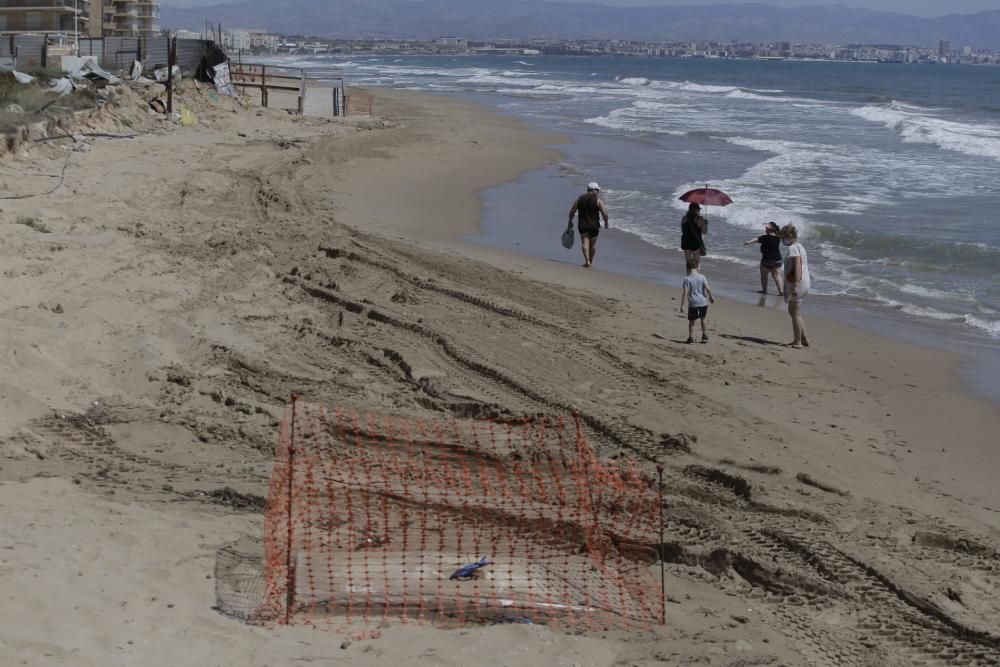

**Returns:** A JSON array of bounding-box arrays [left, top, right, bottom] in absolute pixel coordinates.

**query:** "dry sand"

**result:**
[[0, 83, 998, 666]]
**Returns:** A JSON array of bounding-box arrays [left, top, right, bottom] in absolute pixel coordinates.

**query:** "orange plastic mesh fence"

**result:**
[[254, 399, 664, 631]]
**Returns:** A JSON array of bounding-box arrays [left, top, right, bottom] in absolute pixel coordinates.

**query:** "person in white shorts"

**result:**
[[780, 224, 811, 348]]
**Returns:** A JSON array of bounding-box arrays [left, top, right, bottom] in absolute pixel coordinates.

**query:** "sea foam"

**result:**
[[725, 89, 819, 105], [851, 101, 1000, 162]]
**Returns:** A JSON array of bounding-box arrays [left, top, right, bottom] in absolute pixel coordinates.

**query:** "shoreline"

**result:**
[[348, 85, 995, 401], [458, 88, 1000, 404], [470, 160, 1000, 404], [303, 54, 1000, 385]]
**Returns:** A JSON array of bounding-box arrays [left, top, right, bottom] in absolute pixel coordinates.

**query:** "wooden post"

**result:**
[[261, 65, 267, 108], [166, 35, 176, 114], [298, 68, 306, 115]]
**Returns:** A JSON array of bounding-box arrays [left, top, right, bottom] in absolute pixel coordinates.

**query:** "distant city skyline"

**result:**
[[222, 32, 1000, 65], [161, 0, 1000, 20]]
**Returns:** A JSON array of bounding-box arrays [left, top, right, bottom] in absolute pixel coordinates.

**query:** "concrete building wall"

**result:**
[[89, 0, 102, 37]]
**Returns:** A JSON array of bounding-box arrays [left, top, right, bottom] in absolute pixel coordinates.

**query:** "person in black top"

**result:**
[[680, 203, 707, 264], [743, 221, 784, 295], [567, 182, 610, 268]]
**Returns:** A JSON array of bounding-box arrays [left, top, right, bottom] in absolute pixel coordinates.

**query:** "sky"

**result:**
[[545, 0, 998, 15], [162, 0, 1000, 18]]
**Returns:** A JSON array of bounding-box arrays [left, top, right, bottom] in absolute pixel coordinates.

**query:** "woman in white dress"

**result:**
[[779, 224, 810, 348]]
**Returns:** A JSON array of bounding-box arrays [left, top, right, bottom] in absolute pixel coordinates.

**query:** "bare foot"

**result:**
[[786, 342, 804, 349]]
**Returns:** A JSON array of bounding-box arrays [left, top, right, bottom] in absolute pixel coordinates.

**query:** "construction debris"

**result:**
[[153, 65, 181, 83], [12, 70, 35, 85], [67, 58, 122, 87]]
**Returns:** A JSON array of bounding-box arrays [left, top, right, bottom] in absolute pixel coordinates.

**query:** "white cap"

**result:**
[[587, 182, 600, 191]]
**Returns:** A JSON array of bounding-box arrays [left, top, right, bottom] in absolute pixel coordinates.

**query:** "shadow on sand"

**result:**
[[721, 333, 783, 346]]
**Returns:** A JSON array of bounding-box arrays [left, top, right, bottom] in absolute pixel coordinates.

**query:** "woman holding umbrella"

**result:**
[[678, 186, 733, 263], [680, 203, 707, 264]]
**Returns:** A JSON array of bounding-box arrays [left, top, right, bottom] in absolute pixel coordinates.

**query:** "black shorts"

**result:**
[[579, 227, 600, 239], [687, 306, 708, 321], [761, 260, 783, 269]]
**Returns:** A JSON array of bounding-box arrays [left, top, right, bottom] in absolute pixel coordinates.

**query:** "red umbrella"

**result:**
[[679, 185, 733, 229], [678, 186, 733, 207]]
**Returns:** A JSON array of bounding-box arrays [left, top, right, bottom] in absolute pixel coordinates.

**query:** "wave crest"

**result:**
[[851, 101, 1000, 162]]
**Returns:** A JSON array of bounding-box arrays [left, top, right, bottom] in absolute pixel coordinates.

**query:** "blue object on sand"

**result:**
[[449, 556, 492, 581], [491, 616, 534, 625]]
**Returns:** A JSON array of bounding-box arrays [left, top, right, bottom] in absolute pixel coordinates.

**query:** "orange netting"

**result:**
[[256, 399, 665, 631]]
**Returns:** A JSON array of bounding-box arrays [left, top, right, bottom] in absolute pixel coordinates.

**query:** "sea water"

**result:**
[[281, 55, 1000, 397]]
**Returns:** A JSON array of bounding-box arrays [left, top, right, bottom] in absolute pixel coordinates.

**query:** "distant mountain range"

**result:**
[[160, 1, 1000, 49]]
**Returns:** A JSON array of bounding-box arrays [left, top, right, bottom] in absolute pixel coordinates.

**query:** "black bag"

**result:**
[[561, 224, 574, 249]]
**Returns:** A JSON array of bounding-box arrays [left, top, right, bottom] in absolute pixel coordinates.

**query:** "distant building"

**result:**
[[434, 36, 466, 50], [227, 30, 252, 50], [938, 39, 950, 59], [222, 29, 279, 54], [0, 0, 90, 36], [100, 1, 160, 38], [251, 32, 278, 52]]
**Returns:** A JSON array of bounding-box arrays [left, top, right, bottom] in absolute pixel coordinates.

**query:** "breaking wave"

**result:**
[[851, 101, 1000, 161]]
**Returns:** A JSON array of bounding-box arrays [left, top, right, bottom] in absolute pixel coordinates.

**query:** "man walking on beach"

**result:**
[[568, 182, 610, 268]]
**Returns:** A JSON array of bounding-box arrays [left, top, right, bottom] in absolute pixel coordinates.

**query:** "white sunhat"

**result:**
[[587, 182, 601, 191]]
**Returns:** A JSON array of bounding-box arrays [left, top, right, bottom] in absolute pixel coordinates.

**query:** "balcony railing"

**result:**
[[0, 0, 87, 8]]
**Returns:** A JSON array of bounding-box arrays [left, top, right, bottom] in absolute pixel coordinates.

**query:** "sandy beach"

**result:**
[[1, 82, 998, 666]]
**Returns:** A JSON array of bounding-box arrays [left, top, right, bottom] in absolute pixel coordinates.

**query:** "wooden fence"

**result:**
[[230, 62, 307, 114], [228, 62, 371, 117]]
